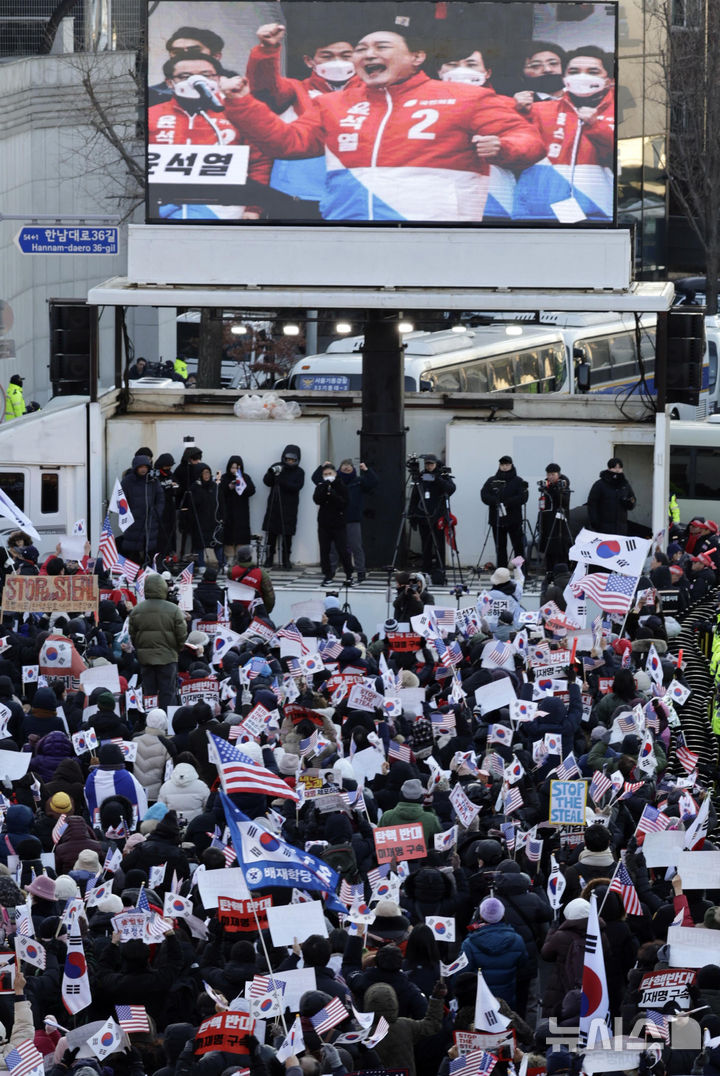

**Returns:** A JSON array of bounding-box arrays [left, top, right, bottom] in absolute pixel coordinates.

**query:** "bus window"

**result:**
[[578, 336, 613, 385], [640, 328, 656, 362], [488, 357, 514, 392], [0, 473, 24, 513], [464, 362, 489, 392], [41, 473, 59, 514], [540, 345, 566, 390], [609, 332, 636, 372], [514, 350, 541, 393], [427, 366, 464, 391]]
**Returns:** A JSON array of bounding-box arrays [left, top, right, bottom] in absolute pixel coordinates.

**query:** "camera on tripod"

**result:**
[[406, 454, 421, 477]]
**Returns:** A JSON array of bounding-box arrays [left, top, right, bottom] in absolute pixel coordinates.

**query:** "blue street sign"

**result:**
[[14, 226, 119, 255]]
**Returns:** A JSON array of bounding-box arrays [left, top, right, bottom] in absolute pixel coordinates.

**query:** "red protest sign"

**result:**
[[195, 1012, 255, 1055], [387, 633, 422, 652], [373, 824, 427, 863], [598, 677, 614, 695], [217, 895, 272, 933]]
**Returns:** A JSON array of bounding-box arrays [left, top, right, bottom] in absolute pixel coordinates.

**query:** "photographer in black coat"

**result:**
[[312, 462, 354, 587], [587, 457, 636, 535], [481, 456, 528, 568], [408, 454, 456, 585], [538, 462, 571, 571]]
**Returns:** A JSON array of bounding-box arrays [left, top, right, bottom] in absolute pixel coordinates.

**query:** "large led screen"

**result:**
[[146, 1, 617, 225]]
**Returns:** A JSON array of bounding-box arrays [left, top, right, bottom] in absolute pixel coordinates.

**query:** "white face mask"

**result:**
[[564, 73, 607, 98], [441, 66, 487, 85], [315, 59, 355, 83]]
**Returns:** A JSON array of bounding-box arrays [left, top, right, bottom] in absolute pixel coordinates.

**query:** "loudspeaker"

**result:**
[[49, 301, 97, 396], [664, 308, 705, 406]]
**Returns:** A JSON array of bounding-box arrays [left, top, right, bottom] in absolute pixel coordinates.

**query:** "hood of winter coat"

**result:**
[[467, 922, 523, 956], [364, 982, 399, 1023], [171, 762, 200, 788], [6, 805, 33, 832], [226, 455, 244, 473], [282, 444, 301, 463], [143, 573, 168, 600], [35, 731, 73, 758]]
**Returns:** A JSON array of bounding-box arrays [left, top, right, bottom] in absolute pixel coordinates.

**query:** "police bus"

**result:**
[[284, 314, 719, 419]]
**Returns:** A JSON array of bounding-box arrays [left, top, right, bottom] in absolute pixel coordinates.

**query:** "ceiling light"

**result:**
[[505, 325, 523, 336], [283, 324, 300, 336], [230, 325, 247, 335], [398, 320, 414, 333], [335, 321, 352, 334], [450, 324, 468, 333]]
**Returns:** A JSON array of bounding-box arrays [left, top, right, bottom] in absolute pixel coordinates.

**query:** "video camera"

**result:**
[[406, 454, 421, 477]]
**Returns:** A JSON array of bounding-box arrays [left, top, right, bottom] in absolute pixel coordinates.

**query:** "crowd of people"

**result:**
[[0, 485, 717, 1076], [147, 9, 615, 223]]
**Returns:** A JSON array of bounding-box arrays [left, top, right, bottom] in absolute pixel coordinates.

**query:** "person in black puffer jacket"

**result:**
[[587, 457, 636, 535], [493, 859, 553, 1018], [122, 811, 191, 884], [189, 464, 224, 570], [154, 452, 178, 557], [344, 940, 428, 1018], [193, 568, 224, 620], [119, 454, 164, 562], [481, 456, 528, 568]]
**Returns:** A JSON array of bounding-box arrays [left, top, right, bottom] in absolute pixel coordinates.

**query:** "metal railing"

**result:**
[[0, 0, 144, 59]]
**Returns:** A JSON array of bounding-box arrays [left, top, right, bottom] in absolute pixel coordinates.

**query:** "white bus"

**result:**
[[285, 315, 718, 418]]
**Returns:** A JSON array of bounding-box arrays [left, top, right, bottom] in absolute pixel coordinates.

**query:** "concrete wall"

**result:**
[[0, 52, 136, 406]]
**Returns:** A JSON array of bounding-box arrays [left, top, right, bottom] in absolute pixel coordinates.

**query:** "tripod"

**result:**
[[528, 482, 574, 573], [438, 492, 467, 592], [385, 465, 449, 616]]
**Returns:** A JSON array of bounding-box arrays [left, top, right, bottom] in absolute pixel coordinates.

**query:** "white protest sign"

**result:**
[[642, 830, 688, 868], [0, 751, 30, 781], [290, 600, 324, 622], [668, 925, 720, 968], [351, 746, 386, 785], [197, 868, 250, 909], [348, 684, 384, 713], [266, 901, 328, 947], [226, 581, 256, 603], [58, 535, 87, 562], [449, 784, 480, 827], [474, 677, 517, 715], [80, 664, 121, 695], [675, 851, 720, 891], [398, 687, 425, 716]]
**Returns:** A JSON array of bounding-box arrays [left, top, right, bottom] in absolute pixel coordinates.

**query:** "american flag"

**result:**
[[431, 710, 456, 733], [310, 996, 348, 1035], [117, 555, 141, 582], [555, 753, 580, 780], [433, 637, 455, 669], [619, 780, 644, 799], [504, 787, 523, 815], [526, 836, 543, 863], [569, 572, 637, 616], [298, 730, 318, 758], [644, 1011, 669, 1042], [366, 865, 390, 891], [136, 887, 151, 913], [608, 861, 643, 916], [433, 608, 457, 632], [617, 713, 637, 734], [277, 623, 309, 653], [676, 736, 699, 774], [339, 880, 364, 906], [388, 741, 412, 763], [484, 640, 512, 666], [208, 733, 298, 802], [98, 515, 120, 572], [115, 1005, 150, 1033], [249, 975, 286, 999], [636, 804, 671, 835], [5, 1042, 43, 1076], [178, 562, 194, 585], [449, 1049, 497, 1076], [320, 639, 342, 661], [51, 815, 68, 844], [589, 772, 612, 804]]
